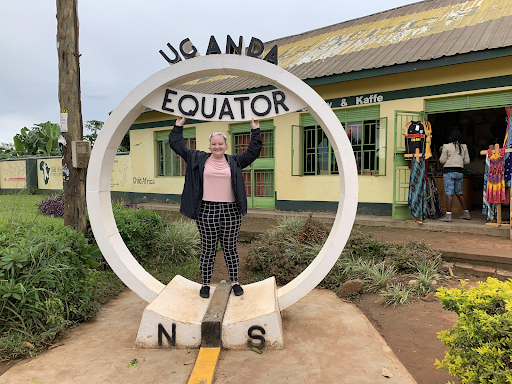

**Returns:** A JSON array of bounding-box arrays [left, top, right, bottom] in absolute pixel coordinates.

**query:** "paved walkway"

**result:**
[[1, 289, 416, 384]]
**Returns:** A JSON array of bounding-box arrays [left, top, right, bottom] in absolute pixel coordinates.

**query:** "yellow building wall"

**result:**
[[125, 56, 512, 206], [37, 158, 63, 190], [0, 160, 26, 190], [314, 56, 512, 100]]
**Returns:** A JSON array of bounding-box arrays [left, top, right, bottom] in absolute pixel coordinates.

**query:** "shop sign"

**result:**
[[326, 93, 384, 108]]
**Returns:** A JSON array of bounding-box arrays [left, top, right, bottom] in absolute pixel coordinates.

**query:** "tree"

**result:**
[[84, 120, 130, 152], [0, 142, 14, 160], [83, 119, 103, 146], [12, 122, 61, 157], [57, 0, 86, 233]]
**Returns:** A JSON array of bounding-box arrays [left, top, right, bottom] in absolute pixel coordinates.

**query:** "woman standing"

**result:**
[[439, 129, 471, 222], [169, 116, 262, 298]]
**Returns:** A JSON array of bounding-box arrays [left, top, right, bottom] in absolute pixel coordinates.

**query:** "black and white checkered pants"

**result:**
[[196, 201, 242, 285]]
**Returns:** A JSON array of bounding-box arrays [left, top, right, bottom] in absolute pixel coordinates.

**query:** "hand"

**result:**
[[250, 118, 259, 130], [176, 116, 186, 126]]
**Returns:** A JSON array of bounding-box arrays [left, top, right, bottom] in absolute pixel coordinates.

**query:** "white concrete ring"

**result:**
[[86, 54, 358, 311]]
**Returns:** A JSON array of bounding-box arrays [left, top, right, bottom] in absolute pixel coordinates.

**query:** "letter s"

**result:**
[[247, 325, 266, 349]]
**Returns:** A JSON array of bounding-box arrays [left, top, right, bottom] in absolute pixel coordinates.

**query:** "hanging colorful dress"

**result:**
[[505, 107, 512, 188], [482, 155, 497, 220], [486, 147, 506, 204]]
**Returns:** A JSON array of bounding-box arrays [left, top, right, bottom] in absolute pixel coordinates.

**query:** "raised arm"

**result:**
[[168, 116, 190, 160]]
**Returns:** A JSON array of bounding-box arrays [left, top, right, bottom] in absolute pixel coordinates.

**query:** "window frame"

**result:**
[[155, 128, 196, 177], [294, 107, 387, 177]]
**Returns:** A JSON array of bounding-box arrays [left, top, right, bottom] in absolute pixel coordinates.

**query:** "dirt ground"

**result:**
[[211, 242, 481, 384]]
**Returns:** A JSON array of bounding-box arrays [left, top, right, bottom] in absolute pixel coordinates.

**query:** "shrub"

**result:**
[[246, 223, 445, 299], [435, 278, 512, 383], [409, 256, 441, 295], [246, 215, 327, 285], [378, 283, 413, 307], [365, 262, 396, 292], [0, 222, 102, 361], [345, 231, 442, 272], [86, 203, 164, 262], [37, 194, 64, 218], [112, 204, 163, 261], [156, 219, 200, 263]]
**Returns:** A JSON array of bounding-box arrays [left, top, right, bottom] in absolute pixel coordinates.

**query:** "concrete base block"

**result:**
[[222, 277, 284, 350], [135, 275, 211, 349], [135, 276, 284, 350]]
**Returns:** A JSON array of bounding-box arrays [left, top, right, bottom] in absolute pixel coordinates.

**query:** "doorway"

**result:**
[[427, 107, 509, 220]]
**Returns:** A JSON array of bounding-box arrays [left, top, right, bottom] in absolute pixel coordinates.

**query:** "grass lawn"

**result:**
[[0, 193, 63, 227]]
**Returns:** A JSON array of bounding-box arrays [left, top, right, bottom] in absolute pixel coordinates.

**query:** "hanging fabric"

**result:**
[[423, 121, 433, 159], [408, 155, 428, 221], [426, 173, 443, 219], [486, 147, 506, 204], [504, 107, 512, 188], [482, 155, 497, 220]]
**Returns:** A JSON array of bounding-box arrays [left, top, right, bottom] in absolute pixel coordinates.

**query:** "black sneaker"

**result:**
[[200, 286, 210, 299], [232, 284, 244, 296]]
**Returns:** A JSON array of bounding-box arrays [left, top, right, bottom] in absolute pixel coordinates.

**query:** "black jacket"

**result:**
[[168, 125, 262, 219]]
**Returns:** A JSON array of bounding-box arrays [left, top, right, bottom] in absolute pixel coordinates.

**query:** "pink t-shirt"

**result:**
[[203, 156, 235, 202]]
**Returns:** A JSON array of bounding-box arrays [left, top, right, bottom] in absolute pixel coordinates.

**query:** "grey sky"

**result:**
[[0, 0, 416, 144]]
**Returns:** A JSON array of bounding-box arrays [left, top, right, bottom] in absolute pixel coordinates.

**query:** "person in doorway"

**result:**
[[439, 129, 471, 222], [168, 116, 262, 298]]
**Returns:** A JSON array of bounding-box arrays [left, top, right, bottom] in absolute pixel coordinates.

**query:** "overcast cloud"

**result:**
[[0, 0, 415, 144]]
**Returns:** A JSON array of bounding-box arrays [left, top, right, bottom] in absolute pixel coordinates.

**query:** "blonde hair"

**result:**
[[209, 132, 228, 144]]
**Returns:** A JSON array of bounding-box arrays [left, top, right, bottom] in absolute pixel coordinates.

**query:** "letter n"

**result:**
[[158, 323, 176, 346]]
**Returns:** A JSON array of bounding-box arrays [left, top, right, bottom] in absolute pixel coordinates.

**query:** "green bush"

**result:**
[[378, 282, 413, 308], [345, 230, 442, 272], [246, 215, 327, 285], [0, 222, 102, 361], [143, 219, 201, 284], [156, 219, 200, 263], [113, 204, 163, 261], [435, 278, 512, 383], [246, 224, 444, 299], [86, 204, 164, 262]]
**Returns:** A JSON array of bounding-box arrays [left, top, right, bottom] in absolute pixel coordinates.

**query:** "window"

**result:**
[[297, 106, 386, 176], [346, 120, 381, 175], [155, 129, 196, 177], [233, 130, 274, 158]]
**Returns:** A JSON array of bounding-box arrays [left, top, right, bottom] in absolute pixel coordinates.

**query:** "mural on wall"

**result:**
[[0, 161, 26, 189], [40, 161, 50, 184], [111, 157, 131, 189], [37, 158, 64, 190]]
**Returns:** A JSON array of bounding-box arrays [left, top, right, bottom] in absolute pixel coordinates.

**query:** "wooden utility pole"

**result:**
[[56, 0, 87, 233]]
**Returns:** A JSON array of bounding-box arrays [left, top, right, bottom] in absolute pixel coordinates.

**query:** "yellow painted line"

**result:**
[[187, 347, 221, 384]]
